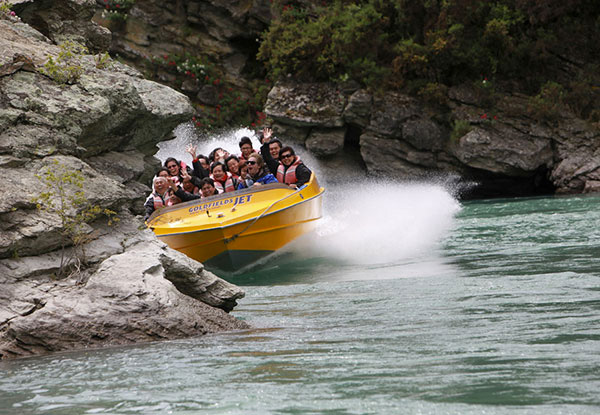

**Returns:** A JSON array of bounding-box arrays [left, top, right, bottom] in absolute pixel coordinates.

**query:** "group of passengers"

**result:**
[[144, 127, 312, 220]]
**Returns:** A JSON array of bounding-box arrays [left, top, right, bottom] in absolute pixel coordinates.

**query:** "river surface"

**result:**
[[1, 183, 599, 414]]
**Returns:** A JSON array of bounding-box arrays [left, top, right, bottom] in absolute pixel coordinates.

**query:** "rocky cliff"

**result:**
[[0, 0, 248, 360], [265, 82, 600, 197], [90, 0, 600, 198]]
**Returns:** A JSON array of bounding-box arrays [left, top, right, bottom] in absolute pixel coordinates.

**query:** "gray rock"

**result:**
[[343, 89, 372, 127], [271, 122, 310, 145], [0, 214, 247, 359], [0, 14, 248, 359], [265, 82, 345, 127], [14, 0, 111, 53], [305, 127, 346, 158], [0, 240, 247, 359], [402, 118, 445, 152], [451, 127, 553, 176]]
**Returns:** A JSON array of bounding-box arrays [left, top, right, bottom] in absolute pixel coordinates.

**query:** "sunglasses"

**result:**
[[247, 161, 257, 165], [167, 164, 178, 169], [281, 154, 293, 159]]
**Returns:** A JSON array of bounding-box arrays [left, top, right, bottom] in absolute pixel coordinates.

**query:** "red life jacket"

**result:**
[[152, 191, 174, 209], [212, 172, 236, 193], [276, 156, 302, 184]]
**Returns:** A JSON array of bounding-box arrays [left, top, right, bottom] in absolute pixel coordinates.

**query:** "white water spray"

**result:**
[[156, 125, 462, 269]]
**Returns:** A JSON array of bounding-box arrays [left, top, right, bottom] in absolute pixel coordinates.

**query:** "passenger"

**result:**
[[259, 127, 281, 174], [200, 177, 220, 198], [210, 162, 238, 193], [186, 144, 210, 180], [238, 136, 257, 161], [168, 176, 219, 202], [238, 154, 277, 189], [237, 159, 253, 188], [144, 176, 175, 220], [164, 156, 201, 188], [156, 167, 170, 179], [209, 147, 229, 164], [181, 175, 200, 194], [276, 146, 312, 189], [225, 155, 241, 179]]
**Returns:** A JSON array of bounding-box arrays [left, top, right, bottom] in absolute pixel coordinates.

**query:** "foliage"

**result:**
[[150, 53, 271, 130], [417, 82, 449, 107], [258, 0, 600, 108], [101, 0, 135, 22], [527, 81, 566, 124], [0, 0, 19, 21], [450, 119, 472, 142], [258, 1, 391, 88], [41, 41, 88, 84], [95, 52, 113, 69], [153, 53, 215, 82], [32, 160, 118, 279]]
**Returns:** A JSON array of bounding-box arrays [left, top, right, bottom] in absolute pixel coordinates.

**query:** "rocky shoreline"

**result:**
[[0, 1, 248, 360]]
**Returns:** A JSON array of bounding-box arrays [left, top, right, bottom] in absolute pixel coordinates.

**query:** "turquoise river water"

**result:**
[[1, 180, 599, 415]]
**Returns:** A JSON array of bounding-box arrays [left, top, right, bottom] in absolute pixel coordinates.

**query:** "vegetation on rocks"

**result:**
[[259, 0, 600, 122], [41, 40, 88, 84], [149, 53, 271, 131], [32, 160, 118, 279]]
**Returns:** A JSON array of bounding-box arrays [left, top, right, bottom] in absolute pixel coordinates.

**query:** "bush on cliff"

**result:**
[[32, 160, 118, 279], [259, 0, 600, 114]]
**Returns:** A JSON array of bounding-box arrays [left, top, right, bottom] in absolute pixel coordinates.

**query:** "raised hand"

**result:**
[[262, 127, 272, 143], [186, 144, 197, 159]]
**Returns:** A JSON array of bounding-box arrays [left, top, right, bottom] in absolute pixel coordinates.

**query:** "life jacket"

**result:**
[[276, 156, 302, 185], [211, 172, 236, 193], [152, 191, 173, 209]]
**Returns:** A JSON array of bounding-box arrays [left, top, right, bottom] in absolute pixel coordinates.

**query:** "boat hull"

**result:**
[[147, 175, 324, 271]]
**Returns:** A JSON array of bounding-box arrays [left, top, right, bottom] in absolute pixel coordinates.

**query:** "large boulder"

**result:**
[[265, 82, 346, 127], [13, 0, 111, 53], [0, 222, 247, 359]]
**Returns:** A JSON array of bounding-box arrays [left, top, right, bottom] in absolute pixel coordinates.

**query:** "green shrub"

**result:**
[[450, 119, 472, 142], [95, 52, 112, 69], [41, 41, 88, 84], [32, 160, 118, 279], [258, 1, 390, 88], [527, 81, 566, 123]]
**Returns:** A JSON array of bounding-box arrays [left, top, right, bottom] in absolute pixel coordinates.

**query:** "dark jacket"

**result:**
[[260, 141, 280, 175], [191, 159, 210, 181], [174, 188, 202, 202]]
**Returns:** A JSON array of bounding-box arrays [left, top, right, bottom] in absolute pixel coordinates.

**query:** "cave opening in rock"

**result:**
[[460, 165, 556, 199], [344, 124, 367, 169]]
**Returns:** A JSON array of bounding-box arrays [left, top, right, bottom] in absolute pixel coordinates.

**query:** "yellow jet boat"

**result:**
[[146, 174, 325, 271]]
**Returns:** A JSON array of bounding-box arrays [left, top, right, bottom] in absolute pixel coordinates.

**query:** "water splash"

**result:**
[[315, 180, 461, 265]]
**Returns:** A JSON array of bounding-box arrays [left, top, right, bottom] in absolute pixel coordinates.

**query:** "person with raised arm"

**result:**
[[259, 127, 282, 175], [186, 144, 210, 180]]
